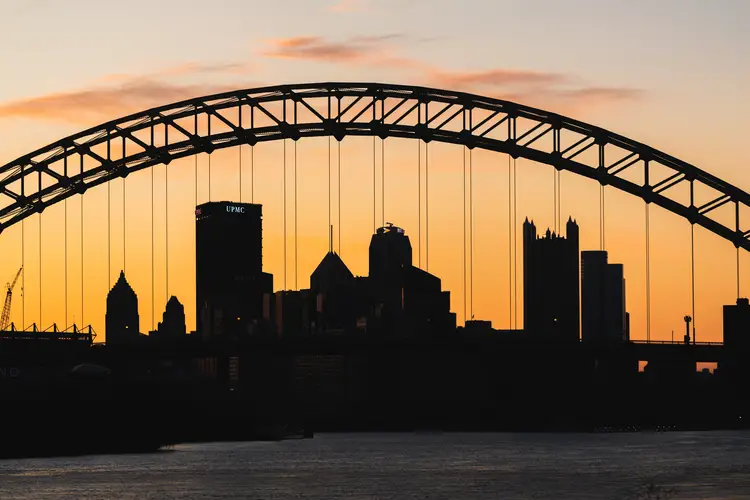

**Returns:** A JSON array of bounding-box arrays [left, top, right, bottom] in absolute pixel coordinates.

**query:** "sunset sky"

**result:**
[[0, 0, 748, 342]]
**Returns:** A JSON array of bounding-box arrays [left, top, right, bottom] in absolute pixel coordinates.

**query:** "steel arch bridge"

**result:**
[[0, 82, 748, 250]]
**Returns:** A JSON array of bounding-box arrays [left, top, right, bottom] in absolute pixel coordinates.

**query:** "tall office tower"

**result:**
[[523, 217, 580, 341], [581, 251, 627, 342], [368, 223, 413, 333], [152, 296, 187, 340], [106, 271, 140, 345], [367, 223, 455, 336], [195, 201, 273, 340]]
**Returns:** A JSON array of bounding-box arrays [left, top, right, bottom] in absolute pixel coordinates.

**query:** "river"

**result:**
[[0, 432, 749, 499]]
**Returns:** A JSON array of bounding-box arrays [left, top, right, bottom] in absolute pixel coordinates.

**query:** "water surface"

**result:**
[[1, 432, 749, 499]]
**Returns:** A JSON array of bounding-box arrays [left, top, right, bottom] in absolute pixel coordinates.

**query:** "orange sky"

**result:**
[[0, 0, 748, 342]]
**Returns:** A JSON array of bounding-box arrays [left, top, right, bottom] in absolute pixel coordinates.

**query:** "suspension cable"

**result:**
[[372, 136, 376, 233], [426, 141, 429, 272], [382, 138, 385, 227], [691, 223, 696, 344], [418, 140, 421, 268], [123, 176, 126, 273], [645, 203, 651, 342], [470, 148, 474, 320], [328, 136, 331, 245], [251, 145, 255, 204], [294, 140, 298, 290], [81, 183, 84, 328], [151, 164, 154, 330], [166, 162, 169, 301], [239, 108, 243, 203], [559, 171, 563, 231], [21, 219, 24, 329], [508, 155, 512, 330], [338, 139, 342, 255], [463, 146, 467, 325], [283, 139, 287, 290], [513, 157, 518, 330], [65, 197, 68, 327], [553, 169, 557, 233], [208, 115, 212, 202], [38, 211, 41, 328]]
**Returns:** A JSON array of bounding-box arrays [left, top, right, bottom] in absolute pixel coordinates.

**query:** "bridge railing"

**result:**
[[630, 340, 723, 346]]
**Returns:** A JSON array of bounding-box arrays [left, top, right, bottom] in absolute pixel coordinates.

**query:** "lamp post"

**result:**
[[683, 315, 692, 345]]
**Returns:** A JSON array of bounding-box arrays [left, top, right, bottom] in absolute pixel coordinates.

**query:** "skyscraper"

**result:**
[[581, 251, 627, 342], [195, 201, 273, 340], [105, 271, 140, 345], [152, 296, 187, 340], [523, 217, 579, 341], [367, 223, 455, 336]]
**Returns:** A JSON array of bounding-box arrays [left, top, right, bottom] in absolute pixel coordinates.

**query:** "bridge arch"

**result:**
[[0, 82, 747, 249]]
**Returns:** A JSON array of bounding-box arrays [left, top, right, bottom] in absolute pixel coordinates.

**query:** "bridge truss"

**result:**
[[0, 82, 748, 251]]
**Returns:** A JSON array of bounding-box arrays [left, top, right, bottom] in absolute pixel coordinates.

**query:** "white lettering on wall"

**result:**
[[226, 205, 246, 214]]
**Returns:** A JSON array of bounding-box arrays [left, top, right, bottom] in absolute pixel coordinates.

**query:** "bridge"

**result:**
[[0, 82, 748, 349]]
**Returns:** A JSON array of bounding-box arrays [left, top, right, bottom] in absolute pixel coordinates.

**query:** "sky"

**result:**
[[0, 0, 748, 342]]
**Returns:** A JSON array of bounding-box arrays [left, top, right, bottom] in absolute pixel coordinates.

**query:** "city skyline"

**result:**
[[0, 0, 748, 341]]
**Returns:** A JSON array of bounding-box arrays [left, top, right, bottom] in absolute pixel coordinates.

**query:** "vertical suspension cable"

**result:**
[[166, 162, 169, 301], [37, 171, 42, 328], [239, 109, 243, 203], [38, 212, 41, 328], [39, 214, 44, 329], [426, 141, 429, 272], [338, 139, 341, 255], [463, 146, 467, 325], [381, 139, 385, 227], [65, 197, 68, 327], [151, 165, 154, 330], [553, 169, 557, 233], [21, 219, 25, 329], [645, 203, 651, 342], [508, 155, 512, 330], [251, 145, 255, 204], [418, 140, 421, 268], [691, 223, 696, 344], [208, 153, 212, 202], [513, 158, 518, 330], [373, 136, 376, 233], [294, 140, 298, 290], [602, 186, 606, 249], [123, 176, 126, 273], [81, 183, 84, 328], [328, 136, 331, 244], [470, 148, 474, 320], [283, 139, 287, 290]]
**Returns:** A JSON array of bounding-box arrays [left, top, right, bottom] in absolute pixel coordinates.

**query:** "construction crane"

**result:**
[[0, 267, 22, 331]]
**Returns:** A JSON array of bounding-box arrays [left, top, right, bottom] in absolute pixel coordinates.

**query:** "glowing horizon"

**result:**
[[0, 0, 747, 342]]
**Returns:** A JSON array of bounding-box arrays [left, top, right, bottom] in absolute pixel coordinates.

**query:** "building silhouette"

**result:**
[[368, 223, 455, 336], [151, 296, 187, 340], [310, 249, 356, 334], [105, 270, 140, 345], [196, 201, 273, 340], [581, 251, 627, 342], [523, 217, 579, 341]]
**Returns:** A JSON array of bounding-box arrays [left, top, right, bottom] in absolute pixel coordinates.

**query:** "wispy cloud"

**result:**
[[0, 79, 241, 124], [261, 35, 401, 62], [0, 35, 642, 126], [327, 0, 367, 13]]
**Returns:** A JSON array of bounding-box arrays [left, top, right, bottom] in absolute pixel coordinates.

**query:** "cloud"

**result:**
[[327, 0, 367, 12], [429, 68, 567, 89], [0, 34, 642, 127], [0, 79, 242, 125], [261, 35, 400, 62]]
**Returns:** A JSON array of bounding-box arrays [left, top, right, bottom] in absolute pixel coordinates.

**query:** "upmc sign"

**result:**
[[225, 205, 246, 214]]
